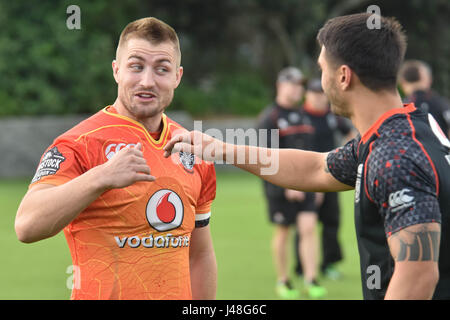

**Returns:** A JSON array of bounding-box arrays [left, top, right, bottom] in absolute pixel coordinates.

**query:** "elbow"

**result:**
[[15, 217, 38, 244]]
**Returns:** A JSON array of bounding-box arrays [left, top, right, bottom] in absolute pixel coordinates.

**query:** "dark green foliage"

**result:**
[[0, 0, 448, 117]]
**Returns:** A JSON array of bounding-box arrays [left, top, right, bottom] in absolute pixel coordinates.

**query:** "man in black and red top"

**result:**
[[165, 13, 450, 299]]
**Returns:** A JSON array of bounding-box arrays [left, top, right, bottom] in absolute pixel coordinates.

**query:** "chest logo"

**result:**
[[105, 142, 137, 160], [146, 189, 184, 232], [179, 151, 195, 173]]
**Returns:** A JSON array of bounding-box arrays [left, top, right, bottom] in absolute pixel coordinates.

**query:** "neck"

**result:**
[[350, 89, 404, 137], [113, 98, 163, 133]]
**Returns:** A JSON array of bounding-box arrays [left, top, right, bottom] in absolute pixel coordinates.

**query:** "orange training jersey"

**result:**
[[29, 106, 216, 300]]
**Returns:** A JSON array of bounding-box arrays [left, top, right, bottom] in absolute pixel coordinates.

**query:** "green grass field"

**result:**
[[0, 172, 362, 300]]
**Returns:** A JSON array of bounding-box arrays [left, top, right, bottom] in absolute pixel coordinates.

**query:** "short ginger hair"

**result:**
[[116, 17, 181, 66]]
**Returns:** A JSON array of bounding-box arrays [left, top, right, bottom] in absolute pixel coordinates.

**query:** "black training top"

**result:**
[[303, 102, 353, 152], [327, 103, 450, 300], [258, 102, 314, 198]]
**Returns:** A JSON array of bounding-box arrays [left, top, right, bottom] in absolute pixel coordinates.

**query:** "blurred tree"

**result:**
[[0, 0, 448, 117]]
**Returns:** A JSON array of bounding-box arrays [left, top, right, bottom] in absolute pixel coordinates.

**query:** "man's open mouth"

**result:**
[[135, 92, 157, 100]]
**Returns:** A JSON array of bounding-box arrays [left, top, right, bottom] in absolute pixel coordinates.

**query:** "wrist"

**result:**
[[86, 164, 111, 194]]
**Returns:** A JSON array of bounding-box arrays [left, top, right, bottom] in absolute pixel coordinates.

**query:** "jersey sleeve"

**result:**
[[29, 139, 88, 189], [195, 161, 216, 228], [366, 142, 441, 236], [326, 137, 359, 187]]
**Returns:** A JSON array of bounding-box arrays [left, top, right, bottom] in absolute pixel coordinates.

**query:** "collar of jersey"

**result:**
[[102, 105, 168, 146], [361, 103, 416, 144]]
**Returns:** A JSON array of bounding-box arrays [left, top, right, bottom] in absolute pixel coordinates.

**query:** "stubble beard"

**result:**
[[119, 89, 174, 121], [325, 80, 352, 119]]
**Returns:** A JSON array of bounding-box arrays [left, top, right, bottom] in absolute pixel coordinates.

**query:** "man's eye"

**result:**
[[156, 67, 169, 74], [130, 64, 143, 71]]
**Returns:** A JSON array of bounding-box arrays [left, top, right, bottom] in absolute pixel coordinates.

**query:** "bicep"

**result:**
[[385, 222, 440, 299], [387, 222, 440, 262]]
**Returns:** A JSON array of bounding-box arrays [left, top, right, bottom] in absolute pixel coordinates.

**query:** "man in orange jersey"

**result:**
[[15, 17, 217, 300]]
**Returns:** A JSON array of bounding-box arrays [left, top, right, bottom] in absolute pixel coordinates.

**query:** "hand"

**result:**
[[284, 189, 305, 202], [98, 142, 155, 190], [163, 130, 225, 162]]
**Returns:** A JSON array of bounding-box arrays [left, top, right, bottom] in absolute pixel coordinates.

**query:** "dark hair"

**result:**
[[317, 13, 407, 91], [399, 60, 432, 83], [117, 17, 181, 65]]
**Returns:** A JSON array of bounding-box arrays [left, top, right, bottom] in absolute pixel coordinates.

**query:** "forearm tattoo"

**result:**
[[389, 224, 440, 262]]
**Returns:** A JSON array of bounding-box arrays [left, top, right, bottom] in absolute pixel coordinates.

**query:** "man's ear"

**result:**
[[112, 60, 119, 84], [339, 65, 352, 91], [174, 66, 184, 89]]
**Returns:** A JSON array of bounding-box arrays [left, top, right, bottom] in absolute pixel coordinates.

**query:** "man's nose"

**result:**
[[140, 69, 156, 88]]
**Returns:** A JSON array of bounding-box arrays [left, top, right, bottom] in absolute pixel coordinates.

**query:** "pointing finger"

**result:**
[[164, 134, 189, 157]]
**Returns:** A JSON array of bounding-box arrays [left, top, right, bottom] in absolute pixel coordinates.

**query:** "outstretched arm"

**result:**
[[163, 131, 353, 192]]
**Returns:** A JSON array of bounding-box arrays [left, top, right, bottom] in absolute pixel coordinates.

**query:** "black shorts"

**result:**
[[266, 192, 316, 226]]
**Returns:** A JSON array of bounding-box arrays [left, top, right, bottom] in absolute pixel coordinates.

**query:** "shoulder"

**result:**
[[368, 116, 435, 180], [365, 123, 442, 235], [54, 108, 111, 144], [366, 121, 438, 202]]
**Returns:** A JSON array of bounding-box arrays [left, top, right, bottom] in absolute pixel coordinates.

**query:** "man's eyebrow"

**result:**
[[155, 58, 173, 64], [128, 55, 145, 61], [127, 56, 173, 64], [317, 61, 322, 69]]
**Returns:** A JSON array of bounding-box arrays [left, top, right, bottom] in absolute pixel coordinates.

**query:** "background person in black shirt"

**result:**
[[257, 67, 327, 299], [294, 79, 354, 280], [399, 60, 450, 137]]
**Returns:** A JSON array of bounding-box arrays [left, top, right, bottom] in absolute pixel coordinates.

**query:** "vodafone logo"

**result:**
[[105, 143, 137, 160], [146, 189, 184, 232]]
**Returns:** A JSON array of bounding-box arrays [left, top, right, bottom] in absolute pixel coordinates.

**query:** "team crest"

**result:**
[[179, 151, 195, 173]]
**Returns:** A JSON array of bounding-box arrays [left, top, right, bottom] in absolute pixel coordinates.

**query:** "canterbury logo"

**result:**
[[388, 188, 415, 212], [105, 143, 136, 160]]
